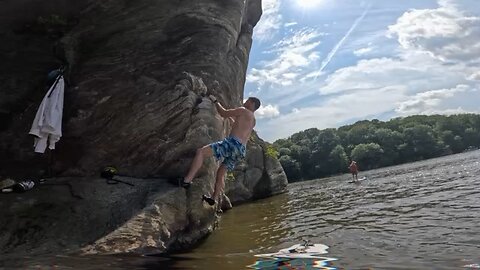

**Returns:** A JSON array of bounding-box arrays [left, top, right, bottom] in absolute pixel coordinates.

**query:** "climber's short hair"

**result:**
[[247, 97, 261, 111]]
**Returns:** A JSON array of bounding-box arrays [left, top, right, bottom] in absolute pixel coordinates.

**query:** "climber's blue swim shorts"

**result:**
[[209, 136, 246, 171]]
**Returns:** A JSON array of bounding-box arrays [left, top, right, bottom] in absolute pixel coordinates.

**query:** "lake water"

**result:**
[[3, 151, 480, 269]]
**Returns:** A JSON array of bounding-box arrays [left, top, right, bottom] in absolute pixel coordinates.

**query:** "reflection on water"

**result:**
[[250, 242, 336, 270], [171, 192, 294, 270], [250, 257, 337, 270], [0, 254, 176, 270], [3, 151, 480, 269]]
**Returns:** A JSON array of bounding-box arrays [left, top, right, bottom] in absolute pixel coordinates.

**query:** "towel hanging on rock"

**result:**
[[29, 75, 64, 153]]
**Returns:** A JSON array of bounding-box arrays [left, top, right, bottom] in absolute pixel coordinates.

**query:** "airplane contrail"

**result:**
[[315, 3, 372, 78]]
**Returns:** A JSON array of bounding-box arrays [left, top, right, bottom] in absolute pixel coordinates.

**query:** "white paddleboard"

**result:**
[[349, 176, 367, 183], [255, 243, 329, 259]]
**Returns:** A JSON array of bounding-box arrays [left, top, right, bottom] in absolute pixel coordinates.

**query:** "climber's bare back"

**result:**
[[229, 107, 255, 145]]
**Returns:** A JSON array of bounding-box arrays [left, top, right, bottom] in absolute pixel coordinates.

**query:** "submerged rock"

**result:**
[[0, 0, 287, 256]]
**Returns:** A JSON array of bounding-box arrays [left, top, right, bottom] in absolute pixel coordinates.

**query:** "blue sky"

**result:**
[[246, 0, 480, 142]]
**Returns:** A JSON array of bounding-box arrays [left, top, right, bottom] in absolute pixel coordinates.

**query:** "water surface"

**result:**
[[3, 151, 480, 269], [176, 150, 480, 269]]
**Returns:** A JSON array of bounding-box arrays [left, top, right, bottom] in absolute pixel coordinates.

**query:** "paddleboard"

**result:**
[[255, 243, 329, 259], [348, 176, 367, 183]]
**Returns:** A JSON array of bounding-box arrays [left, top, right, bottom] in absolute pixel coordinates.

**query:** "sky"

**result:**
[[246, 0, 480, 142]]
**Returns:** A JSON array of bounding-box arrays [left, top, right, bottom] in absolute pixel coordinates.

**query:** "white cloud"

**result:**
[[258, 81, 480, 141], [284, 22, 298, 27], [271, 28, 324, 51], [395, 84, 478, 115], [257, 87, 406, 141], [256, 104, 281, 119], [353, 46, 374, 56], [439, 0, 480, 16], [468, 71, 480, 81], [251, 0, 480, 141], [247, 28, 324, 86], [388, 0, 480, 63], [308, 51, 321, 61], [254, 0, 282, 42], [319, 51, 468, 95], [283, 73, 299, 79], [303, 70, 324, 80]]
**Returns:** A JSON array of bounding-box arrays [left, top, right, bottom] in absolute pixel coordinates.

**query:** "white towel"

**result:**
[[29, 76, 65, 153]]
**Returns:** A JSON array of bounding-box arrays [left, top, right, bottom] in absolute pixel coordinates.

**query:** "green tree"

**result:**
[[292, 144, 313, 178], [373, 128, 404, 166], [440, 130, 464, 154], [402, 125, 440, 160], [274, 139, 293, 149], [345, 124, 375, 146], [310, 129, 341, 176], [273, 114, 480, 181], [289, 144, 302, 160], [279, 155, 301, 181], [278, 147, 291, 157], [328, 145, 349, 174], [351, 143, 384, 170], [464, 128, 480, 148]]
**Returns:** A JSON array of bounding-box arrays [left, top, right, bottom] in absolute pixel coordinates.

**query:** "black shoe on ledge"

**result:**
[[180, 179, 191, 189], [202, 195, 216, 206]]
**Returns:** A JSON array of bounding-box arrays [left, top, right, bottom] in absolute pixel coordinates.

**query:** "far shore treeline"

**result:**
[[272, 114, 480, 182]]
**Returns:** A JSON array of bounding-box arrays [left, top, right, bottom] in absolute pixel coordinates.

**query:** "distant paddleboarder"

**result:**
[[180, 95, 261, 206], [349, 160, 359, 182]]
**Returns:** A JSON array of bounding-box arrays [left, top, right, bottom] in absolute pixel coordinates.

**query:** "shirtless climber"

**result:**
[[180, 95, 261, 206]]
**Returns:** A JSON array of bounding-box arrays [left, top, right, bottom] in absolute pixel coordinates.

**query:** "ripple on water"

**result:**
[[4, 151, 480, 269], [255, 151, 480, 269]]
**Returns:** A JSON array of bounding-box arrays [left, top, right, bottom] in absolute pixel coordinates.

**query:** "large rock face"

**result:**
[[0, 0, 287, 256], [1, 0, 261, 178], [228, 132, 288, 204]]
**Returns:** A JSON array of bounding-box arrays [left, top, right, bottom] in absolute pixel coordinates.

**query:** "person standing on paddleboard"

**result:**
[[349, 160, 359, 182], [180, 95, 261, 206]]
